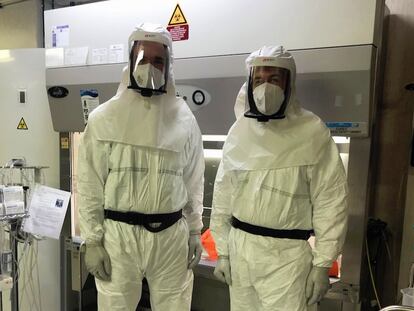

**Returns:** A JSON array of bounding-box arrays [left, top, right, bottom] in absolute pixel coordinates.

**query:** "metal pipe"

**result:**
[[10, 222, 18, 311], [380, 306, 414, 311]]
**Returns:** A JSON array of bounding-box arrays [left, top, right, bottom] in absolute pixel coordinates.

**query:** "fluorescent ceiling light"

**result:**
[[0, 50, 14, 63], [333, 136, 350, 144], [202, 135, 227, 142], [204, 149, 223, 158]]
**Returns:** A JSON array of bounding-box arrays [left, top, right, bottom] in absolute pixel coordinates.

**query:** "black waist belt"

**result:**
[[231, 216, 313, 240], [104, 209, 182, 233]]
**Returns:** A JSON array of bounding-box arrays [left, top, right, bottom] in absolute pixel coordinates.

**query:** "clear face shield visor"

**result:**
[[128, 40, 169, 97], [245, 66, 290, 121]]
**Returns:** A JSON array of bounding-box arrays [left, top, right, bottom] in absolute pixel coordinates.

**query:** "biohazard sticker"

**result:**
[[17, 117, 28, 130], [167, 4, 189, 41], [168, 4, 187, 25]]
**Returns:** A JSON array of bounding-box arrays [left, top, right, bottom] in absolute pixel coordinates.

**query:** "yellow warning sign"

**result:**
[[168, 4, 187, 25], [17, 117, 28, 130]]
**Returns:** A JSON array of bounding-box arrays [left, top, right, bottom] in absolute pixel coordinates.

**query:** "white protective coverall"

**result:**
[[77, 24, 204, 311], [210, 46, 348, 311]]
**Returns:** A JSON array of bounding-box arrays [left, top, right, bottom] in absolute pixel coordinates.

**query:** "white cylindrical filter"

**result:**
[[401, 288, 414, 306], [0, 187, 4, 216], [1, 250, 12, 275], [0, 225, 5, 253], [401, 263, 414, 306]]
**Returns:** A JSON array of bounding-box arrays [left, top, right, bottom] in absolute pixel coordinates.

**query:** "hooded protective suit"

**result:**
[[77, 23, 204, 311], [210, 46, 348, 311]]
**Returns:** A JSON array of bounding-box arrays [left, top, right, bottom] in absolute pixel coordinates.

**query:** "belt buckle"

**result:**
[[126, 212, 136, 225]]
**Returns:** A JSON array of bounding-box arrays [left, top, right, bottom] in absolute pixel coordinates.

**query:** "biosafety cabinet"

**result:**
[[44, 1, 387, 310]]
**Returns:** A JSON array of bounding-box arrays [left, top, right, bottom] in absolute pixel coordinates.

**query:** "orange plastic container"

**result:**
[[329, 260, 339, 277]]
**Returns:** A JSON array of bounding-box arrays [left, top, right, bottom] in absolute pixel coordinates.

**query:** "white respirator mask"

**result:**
[[253, 83, 285, 115], [133, 63, 166, 90]]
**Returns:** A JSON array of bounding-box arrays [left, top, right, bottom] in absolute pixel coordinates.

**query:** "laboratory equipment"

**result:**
[[44, 0, 387, 310], [0, 164, 48, 311]]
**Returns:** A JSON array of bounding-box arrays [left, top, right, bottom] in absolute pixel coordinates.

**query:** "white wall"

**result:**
[[0, 49, 60, 311]]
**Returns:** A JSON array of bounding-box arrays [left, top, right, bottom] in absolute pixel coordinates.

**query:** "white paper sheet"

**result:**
[[1, 186, 25, 215], [45, 48, 64, 67], [108, 44, 124, 63], [23, 184, 70, 240], [52, 25, 70, 48], [64, 47, 89, 66], [91, 48, 108, 64]]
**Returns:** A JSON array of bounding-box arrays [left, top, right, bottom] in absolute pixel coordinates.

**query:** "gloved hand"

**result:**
[[84, 244, 111, 281], [213, 257, 232, 285], [188, 234, 203, 269], [306, 266, 330, 305]]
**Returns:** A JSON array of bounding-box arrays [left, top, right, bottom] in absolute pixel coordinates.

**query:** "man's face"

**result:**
[[132, 41, 167, 72], [252, 66, 288, 90]]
